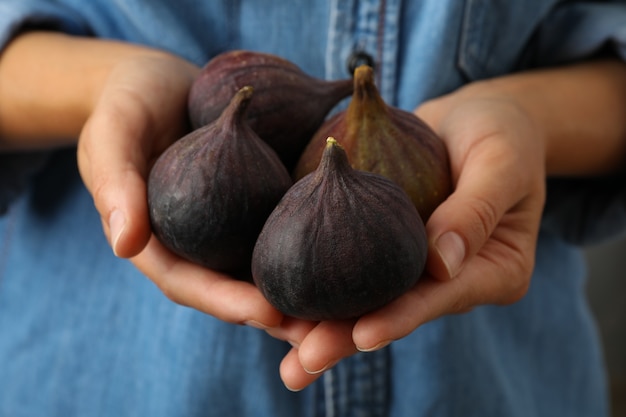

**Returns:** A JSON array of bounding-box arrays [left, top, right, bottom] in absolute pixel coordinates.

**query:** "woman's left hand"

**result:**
[[270, 80, 547, 391]]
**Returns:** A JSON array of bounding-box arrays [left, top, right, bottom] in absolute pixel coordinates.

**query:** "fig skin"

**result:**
[[148, 86, 292, 278], [294, 65, 452, 221], [188, 50, 354, 169], [252, 138, 427, 321]]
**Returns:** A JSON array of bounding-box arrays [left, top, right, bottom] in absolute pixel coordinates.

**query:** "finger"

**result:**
[[353, 276, 458, 351], [297, 320, 357, 374], [78, 102, 154, 258], [353, 240, 532, 352], [265, 316, 318, 348], [425, 137, 531, 281], [353, 170, 542, 351], [279, 320, 358, 392], [279, 347, 323, 392], [414, 94, 453, 131], [131, 235, 283, 328]]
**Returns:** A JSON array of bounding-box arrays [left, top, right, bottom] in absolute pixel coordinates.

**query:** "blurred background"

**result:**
[[585, 238, 626, 417]]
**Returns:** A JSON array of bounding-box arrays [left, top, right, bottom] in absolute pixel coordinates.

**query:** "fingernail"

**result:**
[[435, 231, 465, 278], [356, 340, 391, 353], [109, 209, 126, 257], [304, 359, 338, 375], [284, 383, 303, 393]]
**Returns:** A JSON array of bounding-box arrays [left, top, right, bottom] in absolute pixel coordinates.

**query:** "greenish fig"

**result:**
[[295, 65, 452, 220]]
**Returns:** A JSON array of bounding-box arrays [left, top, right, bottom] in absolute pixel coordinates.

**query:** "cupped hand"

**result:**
[[76, 49, 547, 391], [273, 81, 547, 391], [77, 50, 283, 328]]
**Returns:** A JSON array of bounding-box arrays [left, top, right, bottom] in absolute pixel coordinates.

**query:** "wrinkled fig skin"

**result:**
[[188, 50, 354, 169], [148, 86, 293, 278], [295, 65, 452, 221], [252, 138, 427, 320]]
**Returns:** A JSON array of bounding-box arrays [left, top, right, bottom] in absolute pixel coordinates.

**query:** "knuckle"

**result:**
[[468, 196, 500, 243], [449, 296, 474, 315], [90, 175, 110, 207], [447, 284, 477, 315]]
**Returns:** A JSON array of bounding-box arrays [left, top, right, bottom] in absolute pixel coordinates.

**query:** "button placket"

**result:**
[[326, 0, 401, 104], [320, 3, 401, 415]]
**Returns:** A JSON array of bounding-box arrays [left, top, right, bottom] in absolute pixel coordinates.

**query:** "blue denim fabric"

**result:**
[[3, 0, 626, 243], [0, 149, 609, 417], [0, 1, 624, 416]]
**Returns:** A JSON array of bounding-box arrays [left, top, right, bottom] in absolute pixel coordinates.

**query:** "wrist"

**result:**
[[465, 61, 626, 176], [0, 31, 173, 149]]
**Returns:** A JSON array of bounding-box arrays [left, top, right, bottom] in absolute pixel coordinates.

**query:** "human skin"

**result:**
[[2, 32, 626, 391]]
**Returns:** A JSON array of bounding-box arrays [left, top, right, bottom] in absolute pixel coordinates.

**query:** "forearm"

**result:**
[[0, 31, 166, 149], [475, 59, 626, 176]]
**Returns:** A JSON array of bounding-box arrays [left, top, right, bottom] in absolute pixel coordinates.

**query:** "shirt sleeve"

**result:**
[[530, 1, 626, 246], [0, 1, 91, 215], [530, 1, 626, 65], [0, 1, 91, 47]]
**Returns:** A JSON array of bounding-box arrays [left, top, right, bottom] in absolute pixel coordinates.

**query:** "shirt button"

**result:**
[[347, 50, 375, 75]]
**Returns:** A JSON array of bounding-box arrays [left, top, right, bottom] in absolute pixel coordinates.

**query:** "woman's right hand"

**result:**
[[72, 40, 283, 329]]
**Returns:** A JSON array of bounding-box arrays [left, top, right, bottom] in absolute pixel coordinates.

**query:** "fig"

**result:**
[[188, 50, 354, 169], [148, 86, 292, 277], [294, 65, 452, 220], [251, 137, 427, 320]]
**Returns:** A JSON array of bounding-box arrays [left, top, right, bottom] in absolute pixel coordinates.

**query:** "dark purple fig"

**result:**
[[188, 50, 353, 169], [148, 86, 292, 278], [295, 65, 452, 220], [252, 137, 427, 320]]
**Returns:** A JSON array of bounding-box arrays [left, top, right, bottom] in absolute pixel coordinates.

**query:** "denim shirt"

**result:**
[[2, 0, 626, 243], [1, 2, 626, 417]]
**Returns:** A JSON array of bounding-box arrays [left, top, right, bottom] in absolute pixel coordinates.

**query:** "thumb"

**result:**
[[78, 106, 153, 258], [425, 144, 522, 281]]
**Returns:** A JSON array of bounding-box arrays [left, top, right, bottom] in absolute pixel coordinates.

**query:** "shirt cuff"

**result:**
[[532, 2, 626, 65]]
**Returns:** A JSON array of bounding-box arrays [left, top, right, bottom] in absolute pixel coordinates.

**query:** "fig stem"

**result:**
[[218, 86, 254, 128], [315, 136, 352, 180], [346, 66, 389, 138]]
